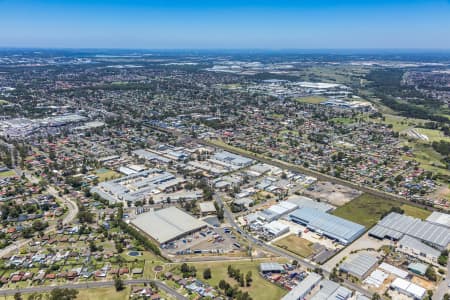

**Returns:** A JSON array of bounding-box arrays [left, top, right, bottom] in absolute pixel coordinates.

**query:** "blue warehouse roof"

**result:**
[[289, 207, 366, 244]]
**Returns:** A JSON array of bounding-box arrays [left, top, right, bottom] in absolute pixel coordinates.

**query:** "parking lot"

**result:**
[[161, 226, 243, 256]]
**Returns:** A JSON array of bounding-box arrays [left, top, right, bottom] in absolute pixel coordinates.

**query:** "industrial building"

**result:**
[[263, 220, 290, 237], [310, 279, 352, 300], [369, 212, 450, 250], [130, 207, 208, 245], [397, 235, 441, 264], [408, 262, 428, 276], [198, 202, 217, 216], [426, 211, 450, 228], [91, 168, 185, 204], [390, 278, 426, 300], [339, 253, 378, 279], [211, 151, 254, 169], [281, 272, 322, 300], [289, 207, 366, 245], [378, 263, 408, 279], [258, 201, 298, 222], [133, 149, 171, 164], [286, 195, 334, 213], [259, 262, 285, 274]]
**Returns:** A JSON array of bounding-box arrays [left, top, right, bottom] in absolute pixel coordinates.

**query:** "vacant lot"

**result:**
[[186, 260, 287, 300], [332, 194, 431, 227], [332, 193, 400, 228], [274, 235, 314, 258], [401, 204, 431, 220], [303, 181, 361, 206], [76, 287, 130, 300]]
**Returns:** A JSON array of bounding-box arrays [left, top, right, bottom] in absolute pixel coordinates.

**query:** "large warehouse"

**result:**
[[130, 207, 208, 245], [369, 212, 450, 250], [289, 207, 366, 245]]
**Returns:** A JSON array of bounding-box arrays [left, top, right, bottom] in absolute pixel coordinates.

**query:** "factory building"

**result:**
[[369, 212, 450, 250], [130, 207, 208, 245], [339, 253, 378, 279], [289, 207, 366, 245]]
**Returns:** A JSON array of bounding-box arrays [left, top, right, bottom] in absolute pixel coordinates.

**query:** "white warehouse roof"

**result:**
[[426, 211, 450, 228], [131, 207, 208, 245]]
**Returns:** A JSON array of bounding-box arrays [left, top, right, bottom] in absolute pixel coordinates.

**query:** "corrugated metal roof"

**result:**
[[426, 211, 450, 228], [339, 253, 378, 278], [131, 207, 207, 244], [282, 273, 322, 300], [399, 235, 440, 258], [373, 212, 450, 249], [289, 207, 365, 244]]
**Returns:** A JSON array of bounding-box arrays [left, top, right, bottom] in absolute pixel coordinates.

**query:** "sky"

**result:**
[[0, 0, 450, 49]]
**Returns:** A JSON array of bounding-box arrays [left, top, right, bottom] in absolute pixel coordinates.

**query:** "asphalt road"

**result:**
[[433, 259, 450, 300], [0, 279, 187, 300]]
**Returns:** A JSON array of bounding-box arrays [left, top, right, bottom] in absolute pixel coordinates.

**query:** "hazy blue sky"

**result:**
[[1, 0, 450, 49]]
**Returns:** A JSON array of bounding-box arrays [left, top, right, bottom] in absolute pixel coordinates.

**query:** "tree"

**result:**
[[27, 293, 43, 300], [371, 293, 381, 300], [245, 271, 252, 286], [239, 273, 245, 287], [14, 292, 22, 300], [32, 220, 48, 232], [48, 288, 78, 300], [203, 268, 212, 280], [438, 250, 448, 266], [114, 277, 124, 291], [425, 265, 437, 281]]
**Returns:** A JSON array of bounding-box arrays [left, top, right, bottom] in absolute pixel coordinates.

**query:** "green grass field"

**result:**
[[76, 287, 130, 300], [414, 128, 450, 143], [369, 114, 427, 132], [0, 169, 16, 178], [400, 204, 431, 220], [95, 168, 121, 182], [274, 235, 314, 258], [295, 96, 327, 104], [187, 260, 287, 300], [332, 194, 401, 228], [330, 117, 356, 125], [2, 287, 130, 300], [332, 194, 431, 227], [403, 142, 450, 177]]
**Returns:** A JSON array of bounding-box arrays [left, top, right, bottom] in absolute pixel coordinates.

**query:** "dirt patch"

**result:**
[[303, 181, 362, 206]]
